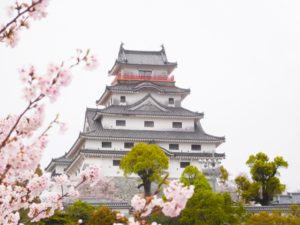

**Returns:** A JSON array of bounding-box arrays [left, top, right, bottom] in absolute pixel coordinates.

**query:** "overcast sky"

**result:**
[[1, 0, 300, 192]]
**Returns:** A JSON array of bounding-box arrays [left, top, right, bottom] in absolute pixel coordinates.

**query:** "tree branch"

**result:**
[[0, 0, 43, 36]]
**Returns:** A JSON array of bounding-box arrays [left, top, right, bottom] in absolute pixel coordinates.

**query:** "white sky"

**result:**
[[1, 0, 300, 192]]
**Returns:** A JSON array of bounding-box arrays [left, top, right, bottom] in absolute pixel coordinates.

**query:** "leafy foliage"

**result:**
[[66, 200, 95, 224], [86, 206, 127, 225], [179, 165, 247, 225], [180, 165, 212, 191], [235, 152, 288, 205], [180, 190, 246, 225], [147, 211, 180, 225], [219, 165, 229, 185], [245, 210, 300, 225], [120, 142, 169, 196], [35, 211, 75, 225]]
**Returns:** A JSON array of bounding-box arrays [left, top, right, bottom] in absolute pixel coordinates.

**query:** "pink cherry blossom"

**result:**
[[27, 175, 49, 198], [161, 180, 194, 217], [131, 194, 147, 212], [84, 54, 99, 70], [79, 165, 102, 186], [53, 174, 70, 186], [28, 0, 49, 20]]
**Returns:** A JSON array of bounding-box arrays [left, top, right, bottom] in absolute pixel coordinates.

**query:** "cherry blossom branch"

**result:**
[[40, 114, 59, 137], [0, 94, 43, 150], [0, 164, 11, 183], [0, 0, 43, 36]]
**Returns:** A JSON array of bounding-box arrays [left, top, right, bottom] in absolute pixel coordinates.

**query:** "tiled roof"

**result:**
[[95, 94, 202, 118], [108, 44, 177, 75], [81, 149, 225, 159], [45, 153, 71, 172], [84, 109, 224, 143], [117, 44, 177, 66], [96, 81, 190, 105], [107, 81, 190, 94]]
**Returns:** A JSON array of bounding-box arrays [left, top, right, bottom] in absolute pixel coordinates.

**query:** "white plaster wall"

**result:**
[[55, 165, 66, 174], [102, 116, 194, 131], [75, 157, 203, 179], [84, 139, 216, 153], [168, 159, 201, 178], [82, 157, 125, 177], [120, 68, 168, 76], [159, 142, 215, 153], [84, 139, 135, 151]]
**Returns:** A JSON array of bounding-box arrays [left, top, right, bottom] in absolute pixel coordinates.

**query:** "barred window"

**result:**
[[144, 121, 154, 127], [124, 142, 134, 149], [180, 162, 190, 168], [116, 120, 126, 126], [102, 142, 112, 148], [169, 144, 179, 150], [113, 160, 120, 166], [191, 144, 201, 151], [169, 98, 174, 104], [120, 96, 126, 103], [172, 122, 182, 128]]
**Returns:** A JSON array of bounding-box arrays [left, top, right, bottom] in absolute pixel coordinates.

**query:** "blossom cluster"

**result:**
[[0, 0, 49, 47], [0, 51, 98, 224], [114, 180, 194, 225]]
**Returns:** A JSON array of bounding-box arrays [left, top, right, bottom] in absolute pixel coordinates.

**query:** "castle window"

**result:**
[[116, 120, 126, 126], [124, 142, 134, 149], [172, 122, 182, 128], [120, 96, 126, 103], [102, 142, 112, 148], [168, 98, 174, 105], [191, 144, 201, 151], [144, 121, 154, 127], [113, 160, 120, 166], [169, 144, 179, 150], [180, 162, 190, 168], [139, 70, 152, 76]]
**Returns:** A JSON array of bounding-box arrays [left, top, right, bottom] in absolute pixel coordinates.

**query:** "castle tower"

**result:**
[[46, 44, 225, 203]]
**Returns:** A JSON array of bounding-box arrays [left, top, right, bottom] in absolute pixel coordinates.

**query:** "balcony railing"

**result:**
[[112, 74, 175, 84]]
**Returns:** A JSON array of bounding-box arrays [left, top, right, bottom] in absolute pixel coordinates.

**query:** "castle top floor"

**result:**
[[109, 44, 177, 85]]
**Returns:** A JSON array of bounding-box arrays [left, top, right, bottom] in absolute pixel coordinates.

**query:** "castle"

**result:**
[[46, 44, 225, 207]]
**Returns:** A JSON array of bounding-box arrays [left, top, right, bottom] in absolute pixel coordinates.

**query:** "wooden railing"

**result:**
[[112, 74, 175, 84]]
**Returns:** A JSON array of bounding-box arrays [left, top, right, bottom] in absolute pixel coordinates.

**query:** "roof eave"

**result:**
[[96, 88, 111, 106]]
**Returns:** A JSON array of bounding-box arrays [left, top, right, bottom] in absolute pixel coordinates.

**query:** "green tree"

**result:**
[[245, 211, 300, 225], [120, 142, 169, 196], [235, 152, 288, 205], [37, 211, 75, 225], [219, 165, 229, 185], [66, 200, 95, 224], [147, 211, 180, 225], [180, 190, 246, 225], [86, 206, 127, 225], [180, 165, 212, 191], [179, 166, 247, 225]]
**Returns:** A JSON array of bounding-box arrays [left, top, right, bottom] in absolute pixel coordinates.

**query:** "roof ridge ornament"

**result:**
[[118, 42, 127, 63], [160, 44, 168, 64]]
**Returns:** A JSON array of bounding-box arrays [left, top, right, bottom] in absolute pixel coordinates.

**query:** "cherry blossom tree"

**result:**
[[0, 1, 103, 224], [0, 48, 101, 224], [0, 1, 194, 225]]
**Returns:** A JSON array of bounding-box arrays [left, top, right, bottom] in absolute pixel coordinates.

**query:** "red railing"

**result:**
[[111, 74, 175, 84]]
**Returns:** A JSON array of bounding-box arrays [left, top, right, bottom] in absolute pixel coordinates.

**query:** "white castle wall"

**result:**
[[84, 139, 216, 153], [102, 116, 194, 131], [77, 156, 203, 178]]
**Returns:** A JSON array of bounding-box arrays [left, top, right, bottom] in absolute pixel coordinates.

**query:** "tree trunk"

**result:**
[[143, 178, 152, 197]]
